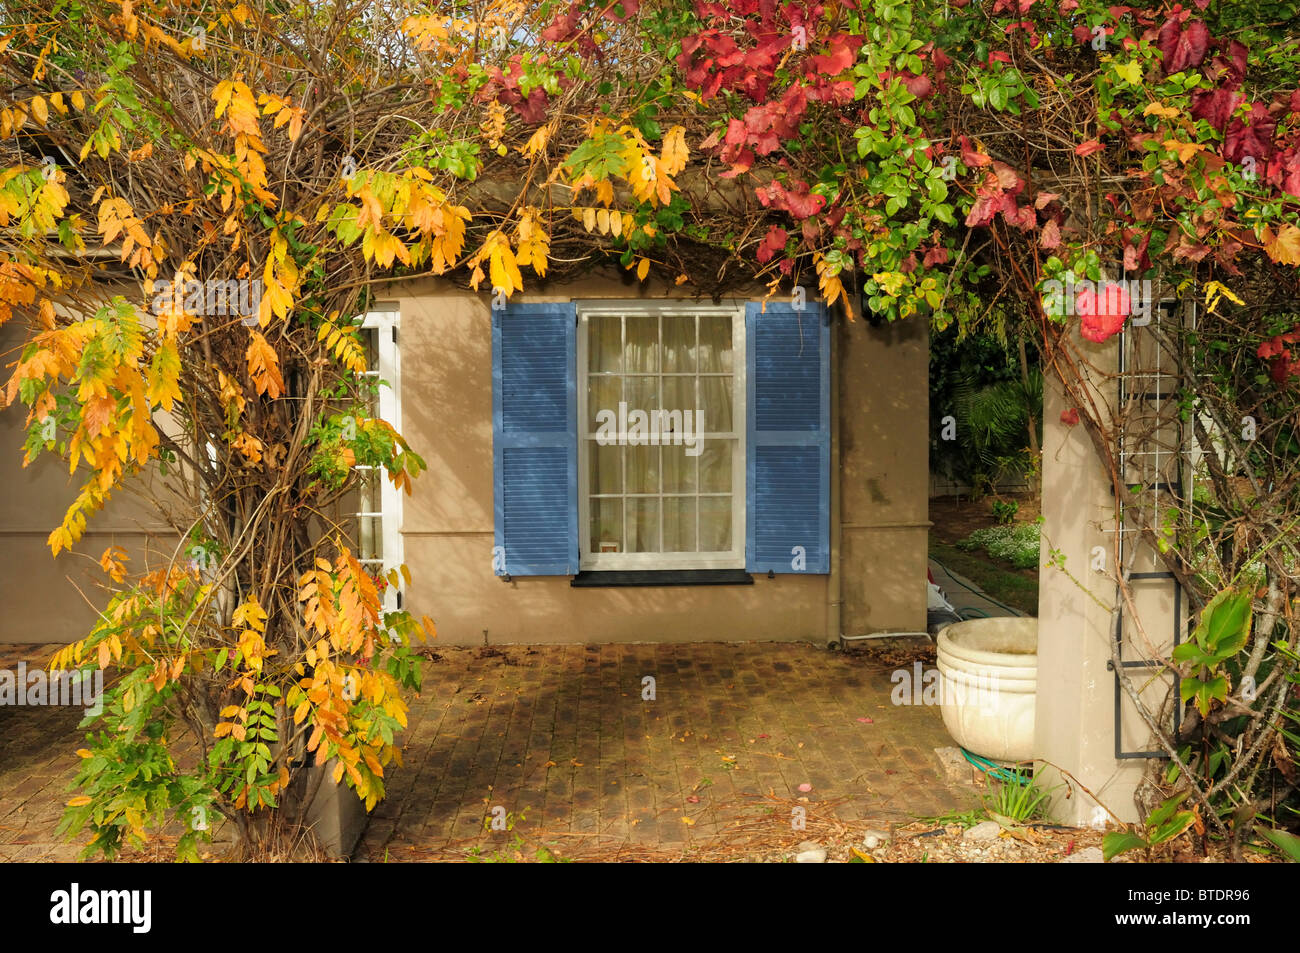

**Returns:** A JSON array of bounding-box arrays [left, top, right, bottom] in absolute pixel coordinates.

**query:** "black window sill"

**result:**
[[570, 570, 754, 588]]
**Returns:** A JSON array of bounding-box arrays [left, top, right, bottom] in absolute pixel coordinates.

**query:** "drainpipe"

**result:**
[[826, 317, 843, 650]]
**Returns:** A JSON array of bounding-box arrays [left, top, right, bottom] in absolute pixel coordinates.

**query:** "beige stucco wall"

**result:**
[[391, 273, 930, 645], [1, 273, 930, 646], [839, 317, 930, 638], [1, 313, 178, 644]]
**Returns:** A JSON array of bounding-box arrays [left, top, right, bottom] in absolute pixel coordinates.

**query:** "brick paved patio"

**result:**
[[0, 641, 977, 862]]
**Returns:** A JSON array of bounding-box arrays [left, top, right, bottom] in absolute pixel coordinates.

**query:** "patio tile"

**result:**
[[0, 641, 976, 861]]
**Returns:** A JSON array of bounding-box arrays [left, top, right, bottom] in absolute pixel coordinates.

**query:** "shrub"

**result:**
[[990, 500, 1019, 525]]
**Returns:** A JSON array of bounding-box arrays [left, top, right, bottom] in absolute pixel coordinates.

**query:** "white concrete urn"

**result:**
[[935, 617, 1038, 763]]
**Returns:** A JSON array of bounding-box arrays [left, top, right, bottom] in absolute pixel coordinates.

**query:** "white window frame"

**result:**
[[354, 308, 404, 614], [576, 300, 746, 571]]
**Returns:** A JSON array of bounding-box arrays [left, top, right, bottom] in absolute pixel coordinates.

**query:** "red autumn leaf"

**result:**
[[902, 73, 933, 99], [1190, 87, 1245, 133], [1257, 338, 1285, 360], [810, 34, 860, 75], [923, 245, 950, 267], [1060, 408, 1080, 426], [958, 134, 992, 168], [1075, 140, 1106, 157], [991, 161, 1024, 192], [1040, 219, 1061, 249], [1077, 282, 1131, 343], [1158, 18, 1210, 75], [755, 179, 825, 220], [756, 226, 788, 264]]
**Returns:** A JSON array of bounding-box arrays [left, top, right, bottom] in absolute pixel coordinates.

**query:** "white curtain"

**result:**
[[588, 313, 734, 555]]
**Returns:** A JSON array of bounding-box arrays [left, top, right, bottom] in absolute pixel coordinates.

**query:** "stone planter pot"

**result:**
[[935, 617, 1038, 763], [287, 759, 369, 859]]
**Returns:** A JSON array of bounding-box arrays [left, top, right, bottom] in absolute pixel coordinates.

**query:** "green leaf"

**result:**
[[1181, 673, 1228, 716], [1148, 810, 1197, 846], [1102, 831, 1148, 861], [1260, 828, 1300, 861], [1192, 587, 1253, 659], [1145, 791, 1190, 830]]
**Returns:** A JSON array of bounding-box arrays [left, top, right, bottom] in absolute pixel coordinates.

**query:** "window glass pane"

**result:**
[[662, 315, 696, 373], [590, 498, 624, 554], [662, 444, 698, 494], [700, 376, 733, 432], [626, 498, 660, 552], [362, 328, 379, 371], [699, 441, 731, 493], [357, 515, 382, 561], [625, 376, 659, 416], [589, 314, 621, 373], [699, 497, 732, 552], [663, 496, 697, 552], [698, 314, 732, 373], [588, 376, 621, 432], [624, 314, 659, 373], [589, 442, 622, 495], [357, 468, 378, 514], [626, 444, 659, 493], [661, 377, 696, 418]]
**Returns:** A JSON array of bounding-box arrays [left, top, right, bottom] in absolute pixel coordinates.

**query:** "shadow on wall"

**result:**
[[837, 315, 931, 636]]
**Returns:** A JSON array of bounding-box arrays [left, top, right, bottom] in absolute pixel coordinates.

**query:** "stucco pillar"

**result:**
[[1035, 331, 1147, 826]]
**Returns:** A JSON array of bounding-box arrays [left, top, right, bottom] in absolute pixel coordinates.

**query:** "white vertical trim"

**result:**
[[360, 309, 403, 615]]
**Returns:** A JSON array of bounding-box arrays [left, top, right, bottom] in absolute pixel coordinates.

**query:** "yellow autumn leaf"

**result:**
[[1204, 280, 1244, 314], [521, 124, 550, 158], [660, 125, 689, 176], [636, 257, 650, 281], [233, 597, 268, 632], [487, 233, 524, 293], [1265, 223, 1300, 266], [29, 96, 48, 125], [1163, 139, 1205, 163], [245, 331, 285, 399], [67, 795, 92, 807], [1142, 102, 1179, 119]]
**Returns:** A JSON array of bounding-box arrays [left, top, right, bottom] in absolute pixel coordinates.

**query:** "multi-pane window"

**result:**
[[577, 304, 746, 570], [350, 310, 403, 611]]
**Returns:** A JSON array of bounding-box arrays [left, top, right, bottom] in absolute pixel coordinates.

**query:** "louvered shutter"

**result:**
[[492, 302, 578, 576], [745, 301, 831, 574]]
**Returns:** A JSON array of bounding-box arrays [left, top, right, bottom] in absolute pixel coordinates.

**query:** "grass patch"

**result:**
[[929, 540, 1039, 615]]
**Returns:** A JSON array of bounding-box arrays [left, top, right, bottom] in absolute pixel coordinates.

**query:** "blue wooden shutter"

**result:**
[[492, 302, 578, 576], [745, 301, 831, 574]]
